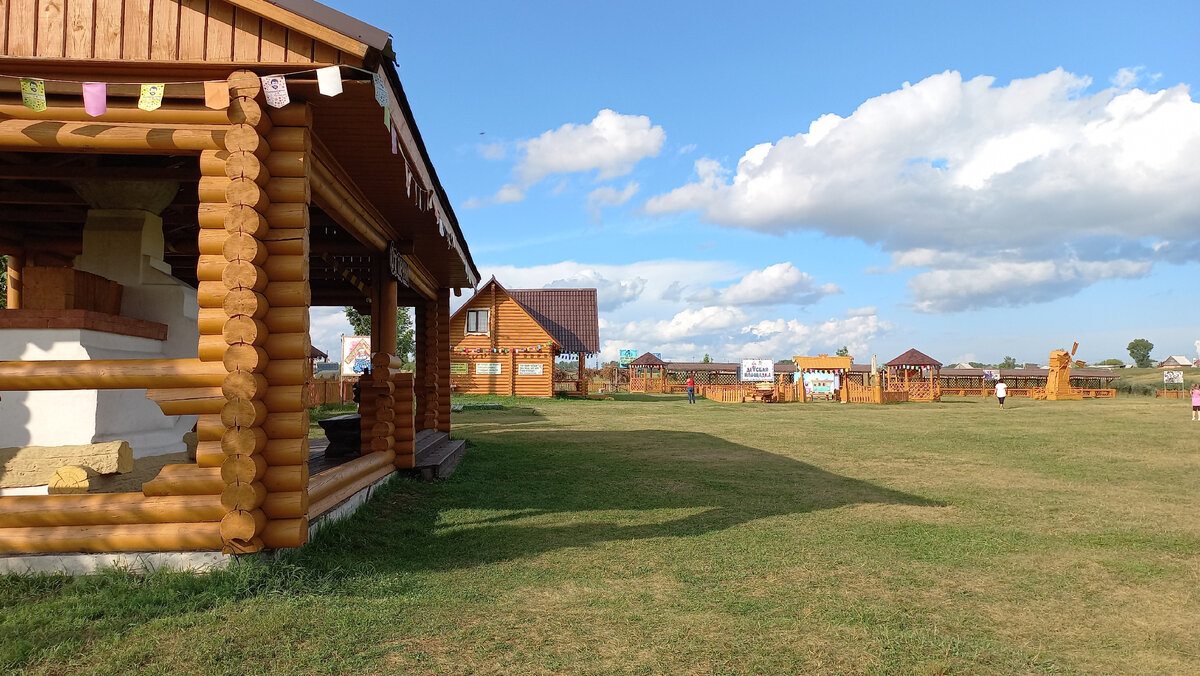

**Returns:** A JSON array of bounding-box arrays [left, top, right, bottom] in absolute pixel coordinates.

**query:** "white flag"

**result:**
[[316, 66, 342, 96]]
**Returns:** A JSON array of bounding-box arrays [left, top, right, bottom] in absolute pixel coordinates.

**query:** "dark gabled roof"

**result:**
[[310, 345, 329, 360], [667, 362, 738, 372], [508, 288, 600, 355], [940, 368, 1121, 380], [886, 348, 942, 367], [629, 352, 667, 366]]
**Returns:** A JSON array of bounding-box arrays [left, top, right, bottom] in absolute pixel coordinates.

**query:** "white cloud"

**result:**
[[845, 306, 877, 317], [461, 184, 525, 209], [518, 109, 665, 184], [678, 143, 697, 155], [646, 69, 1200, 309], [585, 181, 639, 220], [1110, 66, 1143, 89], [733, 312, 891, 360], [478, 142, 506, 160], [612, 306, 751, 344], [689, 262, 841, 306], [544, 269, 647, 312], [309, 307, 354, 365]]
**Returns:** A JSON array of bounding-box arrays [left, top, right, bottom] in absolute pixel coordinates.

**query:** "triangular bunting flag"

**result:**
[[82, 82, 107, 117], [316, 66, 343, 96], [138, 83, 164, 112], [20, 78, 46, 112], [204, 81, 230, 109], [260, 75, 290, 108], [372, 72, 388, 107], [390, 123, 399, 155], [383, 105, 391, 129]]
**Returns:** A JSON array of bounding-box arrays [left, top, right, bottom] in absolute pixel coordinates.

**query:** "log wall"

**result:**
[[449, 284, 554, 397]]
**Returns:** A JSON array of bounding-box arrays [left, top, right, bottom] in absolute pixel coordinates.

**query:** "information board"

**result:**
[[476, 362, 502, 375], [450, 362, 468, 375], [518, 363, 544, 376], [618, 349, 638, 367], [740, 359, 774, 382], [340, 335, 371, 377], [1164, 370, 1184, 384]]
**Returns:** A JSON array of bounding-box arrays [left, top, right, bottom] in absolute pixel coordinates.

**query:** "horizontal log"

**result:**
[[0, 441, 132, 488], [262, 463, 308, 492], [0, 493, 224, 527], [0, 97, 231, 125], [195, 442, 224, 468], [223, 260, 268, 292], [220, 453, 267, 483], [259, 228, 309, 257], [197, 334, 228, 362], [261, 517, 308, 549], [47, 465, 91, 494], [264, 307, 309, 334], [369, 437, 394, 453], [220, 398, 268, 428], [197, 202, 305, 231], [145, 387, 224, 415], [266, 103, 312, 128], [221, 480, 266, 511], [206, 150, 306, 180], [0, 523, 224, 553], [371, 353, 404, 370], [223, 344, 270, 373], [197, 176, 308, 206], [225, 123, 268, 155], [223, 316, 269, 346], [262, 491, 307, 519], [309, 159, 386, 251], [197, 281, 229, 310], [264, 385, 309, 412], [0, 119, 225, 153], [308, 449, 395, 503], [309, 464, 394, 518], [220, 508, 266, 542], [264, 281, 311, 308], [221, 372, 269, 401], [222, 426, 268, 455], [394, 452, 414, 469], [267, 126, 310, 153], [264, 412, 308, 439], [0, 358, 225, 391], [262, 437, 309, 465], [196, 414, 223, 442], [264, 359, 308, 386], [264, 333, 311, 360]]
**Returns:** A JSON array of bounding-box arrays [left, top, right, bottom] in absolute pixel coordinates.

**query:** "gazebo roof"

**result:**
[[886, 348, 942, 367], [629, 352, 667, 366]]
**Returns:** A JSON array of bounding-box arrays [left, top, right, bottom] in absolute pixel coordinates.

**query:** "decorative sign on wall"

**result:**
[[619, 349, 638, 367], [386, 241, 410, 287], [518, 363, 544, 376], [476, 363, 503, 375], [1164, 370, 1184, 384], [739, 359, 774, 382], [450, 362, 468, 375], [802, 371, 838, 394], [341, 335, 372, 377]]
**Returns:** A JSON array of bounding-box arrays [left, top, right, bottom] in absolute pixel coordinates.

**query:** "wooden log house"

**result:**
[[449, 279, 599, 397], [0, 0, 479, 560]]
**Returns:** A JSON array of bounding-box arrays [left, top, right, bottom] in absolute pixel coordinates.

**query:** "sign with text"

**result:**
[[450, 362, 468, 375], [1164, 370, 1184, 384], [803, 371, 838, 394], [618, 349, 638, 367], [739, 359, 774, 382], [341, 335, 371, 377], [475, 362, 502, 375], [518, 363, 544, 376]]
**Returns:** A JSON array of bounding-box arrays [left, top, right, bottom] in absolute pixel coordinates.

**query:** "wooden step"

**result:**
[[413, 439, 466, 481], [415, 429, 448, 455]]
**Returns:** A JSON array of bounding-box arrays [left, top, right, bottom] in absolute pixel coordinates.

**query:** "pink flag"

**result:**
[[390, 122, 399, 155], [82, 83, 107, 117]]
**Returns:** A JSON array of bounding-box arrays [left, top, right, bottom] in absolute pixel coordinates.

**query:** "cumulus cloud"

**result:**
[[646, 69, 1200, 309], [461, 183, 525, 209], [689, 262, 841, 306], [610, 306, 752, 344], [585, 181, 639, 221], [478, 142, 506, 160], [544, 269, 647, 312], [519, 110, 665, 184], [733, 312, 891, 359]]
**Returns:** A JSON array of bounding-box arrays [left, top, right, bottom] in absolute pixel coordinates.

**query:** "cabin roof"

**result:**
[[629, 352, 667, 366], [269, 0, 391, 49], [508, 288, 600, 355], [886, 348, 942, 367]]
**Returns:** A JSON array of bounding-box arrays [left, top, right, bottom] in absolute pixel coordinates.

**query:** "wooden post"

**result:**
[[422, 295, 439, 430], [5, 253, 22, 308], [413, 301, 429, 428], [436, 288, 451, 433], [577, 354, 586, 395]]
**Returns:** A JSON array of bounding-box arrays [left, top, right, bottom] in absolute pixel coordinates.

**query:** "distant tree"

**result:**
[[1097, 358, 1125, 366], [1127, 338, 1154, 368], [343, 306, 415, 367], [968, 361, 989, 369], [835, 346, 849, 357], [999, 356, 1018, 369], [702, 353, 712, 363]]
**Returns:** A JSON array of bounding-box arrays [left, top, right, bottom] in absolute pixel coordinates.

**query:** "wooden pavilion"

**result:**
[[627, 352, 668, 393], [449, 278, 599, 397], [884, 348, 942, 402], [0, 0, 478, 562]]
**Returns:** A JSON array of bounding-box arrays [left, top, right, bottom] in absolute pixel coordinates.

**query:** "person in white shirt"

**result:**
[[995, 380, 1007, 409]]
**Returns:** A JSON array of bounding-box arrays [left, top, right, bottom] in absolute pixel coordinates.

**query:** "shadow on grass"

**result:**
[[609, 393, 689, 403], [291, 427, 941, 578]]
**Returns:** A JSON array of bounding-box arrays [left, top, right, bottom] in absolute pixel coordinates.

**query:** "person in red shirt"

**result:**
[[686, 374, 696, 404]]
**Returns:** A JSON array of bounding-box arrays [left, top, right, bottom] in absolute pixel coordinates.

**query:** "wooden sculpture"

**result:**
[[1044, 342, 1085, 400]]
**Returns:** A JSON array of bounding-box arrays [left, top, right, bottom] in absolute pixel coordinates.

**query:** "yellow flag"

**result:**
[[138, 83, 164, 112]]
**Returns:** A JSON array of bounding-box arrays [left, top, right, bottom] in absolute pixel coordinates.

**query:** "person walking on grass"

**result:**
[[686, 373, 696, 404], [1191, 384, 1200, 421], [995, 380, 1007, 409]]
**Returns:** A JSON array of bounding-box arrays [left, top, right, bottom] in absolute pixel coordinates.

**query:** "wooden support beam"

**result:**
[[5, 253, 21, 308], [0, 358, 226, 391], [0, 523, 223, 553], [0, 119, 226, 153], [0, 494, 224, 527]]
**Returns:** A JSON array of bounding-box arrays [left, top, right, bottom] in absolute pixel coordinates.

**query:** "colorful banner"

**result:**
[[261, 75, 290, 108], [341, 335, 371, 377], [82, 82, 106, 117], [982, 369, 1000, 381], [518, 363, 544, 376], [204, 80, 229, 109], [740, 359, 774, 382], [802, 371, 838, 394], [373, 72, 389, 107], [316, 66, 343, 96], [138, 83, 164, 111], [476, 362, 502, 375], [450, 362, 468, 375], [1164, 370, 1184, 384], [618, 349, 638, 367], [20, 78, 46, 112]]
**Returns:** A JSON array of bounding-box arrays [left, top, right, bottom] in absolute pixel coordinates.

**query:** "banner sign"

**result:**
[[1164, 370, 1184, 384], [803, 371, 838, 394], [476, 362, 502, 375], [341, 335, 371, 377], [740, 359, 774, 382], [982, 369, 1000, 381], [450, 362, 468, 375], [619, 349, 638, 367], [518, 363, 544, 376]]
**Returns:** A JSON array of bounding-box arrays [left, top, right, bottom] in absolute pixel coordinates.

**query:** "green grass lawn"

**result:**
[[3, 394, 1199, 674]]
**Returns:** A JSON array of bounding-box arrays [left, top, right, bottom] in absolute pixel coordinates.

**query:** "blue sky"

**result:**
[[312, 1, 1200, 367]]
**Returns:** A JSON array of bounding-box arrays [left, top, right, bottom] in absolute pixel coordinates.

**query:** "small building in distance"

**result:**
[[1158, 355, 1193, 368], [450, 278, 599, 397]]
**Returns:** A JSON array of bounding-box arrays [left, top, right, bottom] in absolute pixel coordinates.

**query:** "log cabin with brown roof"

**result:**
[[450, 278, 599, 397]]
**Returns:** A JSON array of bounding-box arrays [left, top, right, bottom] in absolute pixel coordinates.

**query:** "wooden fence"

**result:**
[[308, 378, 357, 406]]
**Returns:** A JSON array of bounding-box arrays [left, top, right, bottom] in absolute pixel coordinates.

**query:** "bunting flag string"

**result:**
[[20, 78, 46, 112], [316, 66, 343, 96], [138, 83, 164, 112], [204, 80, 230, 109], [456, 343, 555, 354], [82, 82, 107, 116], [260, 75, 290, 108]]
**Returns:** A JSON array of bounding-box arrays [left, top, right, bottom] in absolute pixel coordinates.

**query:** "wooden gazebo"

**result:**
[[627, 352, 667, 393], [885, 348, 942, 402], [0, 0, 478, 565]]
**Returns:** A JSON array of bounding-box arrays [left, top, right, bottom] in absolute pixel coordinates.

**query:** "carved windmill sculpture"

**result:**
[[1044, 341, 1086, 400]]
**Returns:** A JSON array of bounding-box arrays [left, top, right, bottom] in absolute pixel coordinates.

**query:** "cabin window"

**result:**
[[466, 309, 489, 335]]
